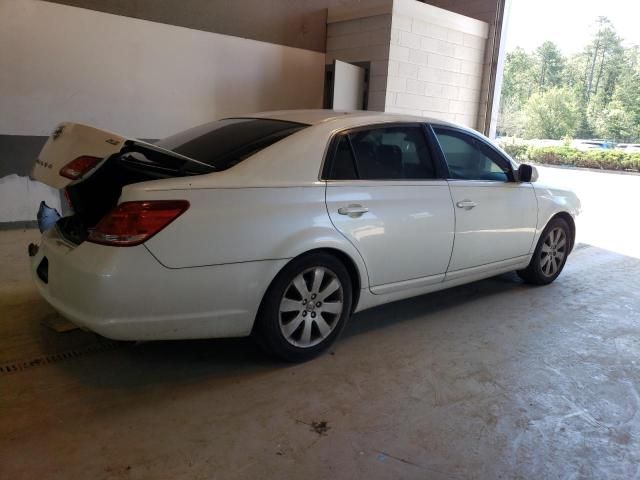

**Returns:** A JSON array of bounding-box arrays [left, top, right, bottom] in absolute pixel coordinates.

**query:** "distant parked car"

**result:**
[[528, 139, 563, 148], [571, 140, 612, 151], [29, 110, 581, 361], [617, 144, 640, 153]]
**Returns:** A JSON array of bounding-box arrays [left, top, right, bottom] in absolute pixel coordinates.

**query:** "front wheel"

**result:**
[[254, 252, 353, 362], [518, 217, 571, 285]]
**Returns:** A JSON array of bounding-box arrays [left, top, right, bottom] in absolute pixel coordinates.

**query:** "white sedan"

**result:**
[[30, 110, 580, 361]]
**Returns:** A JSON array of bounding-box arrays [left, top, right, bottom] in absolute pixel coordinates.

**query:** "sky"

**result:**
[[504, 0, 640, 54]]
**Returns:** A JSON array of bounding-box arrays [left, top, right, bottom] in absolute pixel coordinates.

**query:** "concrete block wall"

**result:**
[[326, 13, 393, 112], [327, 0, 489, 129], [386, 0, 489, 128]]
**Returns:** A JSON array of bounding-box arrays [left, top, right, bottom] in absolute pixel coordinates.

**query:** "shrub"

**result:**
[[501, 143, 529, 160], [497, 142, 640, 172], [527, 147, 640, 172]]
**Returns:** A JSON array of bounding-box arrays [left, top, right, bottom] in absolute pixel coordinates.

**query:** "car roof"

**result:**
[[145, 109, 512, 189], [245, 109, 458, 128]]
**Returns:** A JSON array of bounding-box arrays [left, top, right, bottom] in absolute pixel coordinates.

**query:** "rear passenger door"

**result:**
[[324, 124, 455, 293]]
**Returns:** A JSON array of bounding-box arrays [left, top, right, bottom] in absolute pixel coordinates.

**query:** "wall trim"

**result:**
[[0, 220, 38, 231]]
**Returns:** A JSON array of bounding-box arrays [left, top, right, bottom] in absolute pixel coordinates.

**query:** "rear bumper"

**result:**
[[30, 228, 287, 340]]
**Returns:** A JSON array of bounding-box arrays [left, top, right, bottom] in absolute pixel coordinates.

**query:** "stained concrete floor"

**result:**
[[1, 224, 640, 480]]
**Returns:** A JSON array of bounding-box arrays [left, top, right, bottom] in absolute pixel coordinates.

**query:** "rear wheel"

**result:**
[[254, 252, 352, 362], [518, 217, 571, 285]]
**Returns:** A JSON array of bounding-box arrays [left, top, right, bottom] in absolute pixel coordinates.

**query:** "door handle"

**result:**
[[338, 204, 369, 217], [456, 200, 477, 210]]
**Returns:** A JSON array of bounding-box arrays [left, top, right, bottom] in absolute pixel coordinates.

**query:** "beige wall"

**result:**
[[45, 0, 332, 52], [0, 0, 325, 138], [0, 0, 325, 221], [44, 0, 499, 52]]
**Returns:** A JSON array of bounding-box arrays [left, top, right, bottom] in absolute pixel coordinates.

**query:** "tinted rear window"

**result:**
[[155, 118, 307, 171]]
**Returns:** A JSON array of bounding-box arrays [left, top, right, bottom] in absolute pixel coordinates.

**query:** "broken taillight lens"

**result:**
[[88, 200, 189, 247], [63, 188, 73, 210], [59, 156, 101, 180]]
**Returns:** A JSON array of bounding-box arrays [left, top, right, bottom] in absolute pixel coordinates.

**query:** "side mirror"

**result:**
[[517, 163, 538, 183]]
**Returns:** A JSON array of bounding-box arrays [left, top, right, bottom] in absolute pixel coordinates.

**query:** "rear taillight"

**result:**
[[59, 156, 101, 180], [88, 200, 189, 247]]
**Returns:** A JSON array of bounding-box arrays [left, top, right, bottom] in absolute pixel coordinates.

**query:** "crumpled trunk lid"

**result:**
[[32, 122, 126, 189], [31, 122, 214, 246]]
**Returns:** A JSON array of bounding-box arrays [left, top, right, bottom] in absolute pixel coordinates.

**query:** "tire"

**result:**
[[254, 252, 353, 362], [518, 217, 571, 285]]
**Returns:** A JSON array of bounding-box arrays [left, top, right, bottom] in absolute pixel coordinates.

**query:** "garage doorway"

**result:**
[[323, 60, 370, 110]]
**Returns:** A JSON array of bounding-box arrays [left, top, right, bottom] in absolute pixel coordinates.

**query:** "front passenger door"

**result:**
[[431, 126, 537, 273]]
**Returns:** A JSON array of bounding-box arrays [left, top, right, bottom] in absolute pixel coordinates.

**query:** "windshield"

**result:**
[[155, 118, 307, 171]]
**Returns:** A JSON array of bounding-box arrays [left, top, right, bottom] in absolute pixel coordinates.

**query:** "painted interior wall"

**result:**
[[0, 0, 325, 222], [1, 1, 325, 138], [45, 0, 499, 52]]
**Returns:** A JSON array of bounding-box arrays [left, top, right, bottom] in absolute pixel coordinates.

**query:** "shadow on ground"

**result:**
[[8, 270, 528, 389]]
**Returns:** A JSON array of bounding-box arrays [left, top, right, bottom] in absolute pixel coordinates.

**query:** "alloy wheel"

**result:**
[[278, 267, 344, 348], [540, 227, 567, 277]]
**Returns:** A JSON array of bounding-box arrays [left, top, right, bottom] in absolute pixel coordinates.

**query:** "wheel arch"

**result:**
[[278, 247, 362, 313], [306, 247, 362, 313], [549, 211, 576, 253], [252, 246, 363, 336]]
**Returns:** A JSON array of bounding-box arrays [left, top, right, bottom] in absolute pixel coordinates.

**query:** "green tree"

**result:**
[[523, 87, 580, 139], [606, 46, 640, 140], [498, 16, 640, 142], [564, 53, 595, 138], [496, 98, 526, 137], [536, 41, 565, 89], [583, 17, 624, 103], [500, 48, 537, 109], [594, 100, 636, 141]]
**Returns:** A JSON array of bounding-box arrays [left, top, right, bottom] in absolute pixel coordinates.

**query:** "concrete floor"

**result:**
[[2, 170, 640, 479]]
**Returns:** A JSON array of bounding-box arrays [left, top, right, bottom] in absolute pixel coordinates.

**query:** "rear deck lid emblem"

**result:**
[[52, 125, 65, 140]]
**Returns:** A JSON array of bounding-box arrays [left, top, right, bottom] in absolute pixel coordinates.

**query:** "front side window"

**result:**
[[326, 125, 437, 180], [433, 128, 511, 182]]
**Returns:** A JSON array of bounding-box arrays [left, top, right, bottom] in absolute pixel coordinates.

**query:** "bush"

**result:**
[[527, 147, 640, 172], [497, 143, 640, 172], [501, 143, 529, 160]]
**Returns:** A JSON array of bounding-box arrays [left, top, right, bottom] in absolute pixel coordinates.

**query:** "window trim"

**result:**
[[345, 135, 361, 178], [429, 124, 516, 183], [320, 122, 448, 181]]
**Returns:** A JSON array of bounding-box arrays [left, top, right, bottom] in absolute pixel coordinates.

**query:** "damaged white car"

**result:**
[[29, 110, 580, 361]]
